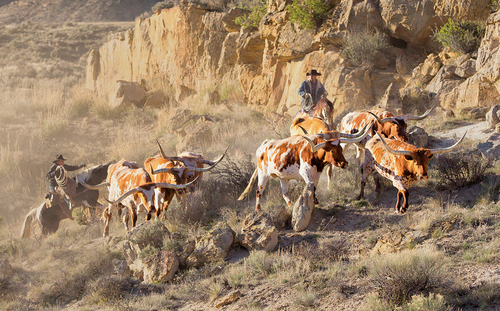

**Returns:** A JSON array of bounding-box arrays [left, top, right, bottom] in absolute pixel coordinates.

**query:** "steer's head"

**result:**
[[321, 139, 348, 169], [371, 115, 409, 142], [375, 131, 467, 181]]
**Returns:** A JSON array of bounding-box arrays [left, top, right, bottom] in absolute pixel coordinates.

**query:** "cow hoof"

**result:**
[[313, 198, 319, 205]]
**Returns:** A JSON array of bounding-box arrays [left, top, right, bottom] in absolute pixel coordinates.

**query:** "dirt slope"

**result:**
[[0, 0, 157, 25]]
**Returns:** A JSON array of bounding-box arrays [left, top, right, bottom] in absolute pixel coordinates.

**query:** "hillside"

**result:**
[[1, 0, 500, 310], [0, 0, 157, 25]]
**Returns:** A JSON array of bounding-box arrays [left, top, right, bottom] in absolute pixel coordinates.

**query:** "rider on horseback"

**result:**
[[298, 69, 328, 114], [45, 155, 86, 219]]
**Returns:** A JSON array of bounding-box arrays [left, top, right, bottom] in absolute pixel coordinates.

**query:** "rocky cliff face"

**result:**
[[86, 0, 498, 117]]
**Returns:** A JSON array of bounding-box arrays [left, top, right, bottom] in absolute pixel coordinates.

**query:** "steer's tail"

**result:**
[[20, 208, 37, 239], [238, 169, 258, 201]]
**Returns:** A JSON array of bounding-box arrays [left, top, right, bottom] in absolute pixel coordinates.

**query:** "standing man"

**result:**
[[298, 69, 327, 114]]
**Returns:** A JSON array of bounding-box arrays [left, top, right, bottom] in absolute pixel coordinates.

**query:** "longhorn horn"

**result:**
[[338, 123, 373, 144], [76, 174, 110, 190], [156, 139, 167, 159], [404, 106, 436, 121], [105, 176, 200, 204], [429, 131, 466, 154], [339, 123, 369, 139], [375, 132, 412, 156], [203, 146, 229, 166], [301, 136, 317, 153]]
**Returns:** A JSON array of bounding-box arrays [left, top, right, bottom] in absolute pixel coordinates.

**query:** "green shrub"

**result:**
[[433, 19, 485, 54], [287, 0, 332, 29], [368, 246, 447, 306], [151, 1, 174, 13], [234, 0, 267, 29], [340, 30, 389, 68]]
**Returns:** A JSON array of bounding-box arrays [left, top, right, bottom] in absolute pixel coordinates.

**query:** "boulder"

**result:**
[[371, 230, 426, 255], [238, 211, 279, 252], [292, 183, 314, 232], [408, 126, 429, 148], [112, 259, 132, 278], [214, 290, 241, 308], [469, 107, 488, 119], [222, 8, 246, 32], [496, 123, 500, 133], [122, 221, 171, 277], [455, 59, 476, 78], [378, 83, 401, 114], [111, 80, 147, 109], [425, 65, 463, 95], [143, 91, 168, 109], [270, 205, 291, 230], [419, 54, 442, 79], [486, 105, 500, 129], [203, 90, 221, 105], [478, 133, 500, 158], [186, 222, 235, 268], [142, 250, 179, 284], [396, 54, 412, 75], [85, 49, 100, 91]]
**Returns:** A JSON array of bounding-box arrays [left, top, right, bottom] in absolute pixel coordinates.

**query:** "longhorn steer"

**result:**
[[359, 132, 466, 214], [238, 127, 371, 211], [155, 140, 227, 191], [291, 115, 369, 187], [79, 159, 195, 237], [340, 107, 434, 166]]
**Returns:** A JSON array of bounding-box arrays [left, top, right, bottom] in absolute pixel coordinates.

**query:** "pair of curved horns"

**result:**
[[303, 124, 373, 153], [299, 123, 369, 139], [369, 107, 435, 124], [76, 174, 110, 190], [156, 139, 228, 167], [375, 131, 466, 156], [151, 146, 229, 174], [105, 176, 199, 204]]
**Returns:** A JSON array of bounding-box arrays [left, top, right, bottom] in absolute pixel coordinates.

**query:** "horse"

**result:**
[[20, 163, 110, 238], [298, 97, 335, 129]]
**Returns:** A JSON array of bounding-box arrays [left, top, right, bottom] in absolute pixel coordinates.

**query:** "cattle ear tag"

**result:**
[[404, 155, 413, 161]]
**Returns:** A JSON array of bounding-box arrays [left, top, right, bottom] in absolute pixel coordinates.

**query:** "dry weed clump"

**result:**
[[293, 237, 350, 266], [432, 150, 490, 190], [367, 246, 448, 306]]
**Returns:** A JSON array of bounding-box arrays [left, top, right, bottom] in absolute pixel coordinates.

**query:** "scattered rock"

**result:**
[[111, 80, 147, 109], [122, 221, 171, 277], [486, 105, 500, 129], [142, 250, 179, 284], [238, 211, 279, 252], [371, 230, 426, 255], [112, 259, 132, 278], [143, 91, 168, 109], [478, 133, 500, 158], [408, 126, 429, 147], [214, 290, 241, 308], [378, 83, 401, 114], [292, 183, 315, 232], [419, 54, 442, 78], [455, 59, 476, 78], [178, 239, 196, 267], [270, 205, 291, 230], [203, 90, 220, 105], [396, 54, 412, 75], [186, 222, 235, 268], [469, 107, 488, 119]]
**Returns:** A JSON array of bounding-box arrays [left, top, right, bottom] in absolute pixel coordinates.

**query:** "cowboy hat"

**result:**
[[53, 155, 67, 163], [306, 69, 322, 76]]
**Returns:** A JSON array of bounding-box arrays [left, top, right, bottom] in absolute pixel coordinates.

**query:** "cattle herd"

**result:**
[[240, 106, 465, 215], [22, 105, 467, 238]]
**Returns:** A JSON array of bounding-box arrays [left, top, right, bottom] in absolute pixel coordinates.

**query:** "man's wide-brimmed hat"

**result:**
[[306, 69, 322, 76], [53, 155, 67, 163]]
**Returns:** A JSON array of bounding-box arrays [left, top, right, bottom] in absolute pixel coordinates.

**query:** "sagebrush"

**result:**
[[433, 19, 485, 54], [340, 30, 389, 68]]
